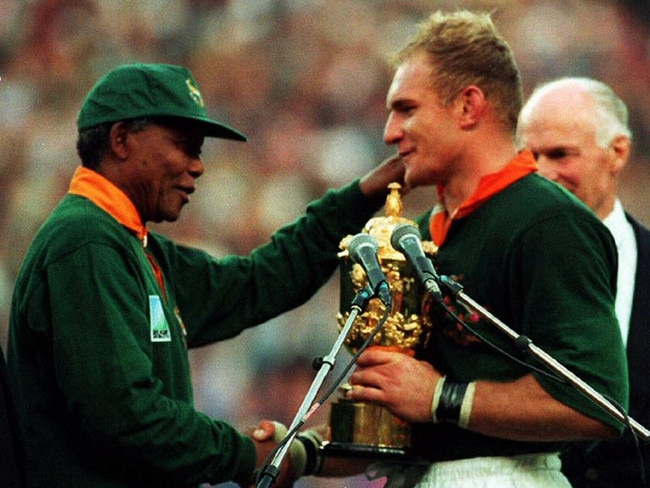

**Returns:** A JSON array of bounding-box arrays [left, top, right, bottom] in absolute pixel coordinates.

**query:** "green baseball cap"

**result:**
[[77, 63, 247, 141]]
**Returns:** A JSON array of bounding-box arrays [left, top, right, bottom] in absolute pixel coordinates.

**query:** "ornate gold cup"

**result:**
[[323, 183, 437, 458]]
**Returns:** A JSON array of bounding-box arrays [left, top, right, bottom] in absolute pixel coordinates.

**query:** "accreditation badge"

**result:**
[[149, 295, 171, 342]]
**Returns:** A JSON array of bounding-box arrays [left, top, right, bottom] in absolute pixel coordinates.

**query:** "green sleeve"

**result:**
[[154, 179, 382, 346], [513, 213, 629, 431]]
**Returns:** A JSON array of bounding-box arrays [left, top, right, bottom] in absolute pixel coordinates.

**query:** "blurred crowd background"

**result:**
[[0, 0, 649, 486]]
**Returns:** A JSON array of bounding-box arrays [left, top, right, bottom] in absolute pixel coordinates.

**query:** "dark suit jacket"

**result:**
[[561, 213, 650, 488]]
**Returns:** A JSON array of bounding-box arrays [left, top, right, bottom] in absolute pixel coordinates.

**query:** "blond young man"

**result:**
[[283, 11, 629, 488]]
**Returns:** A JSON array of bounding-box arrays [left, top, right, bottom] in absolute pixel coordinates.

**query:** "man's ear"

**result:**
[[609, 134, 631, 175], [109, 122, 130, 160], [457, 85, 486, 129]]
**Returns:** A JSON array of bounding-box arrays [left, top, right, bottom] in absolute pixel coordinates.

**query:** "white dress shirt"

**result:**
[[603, 199, 637, 346]]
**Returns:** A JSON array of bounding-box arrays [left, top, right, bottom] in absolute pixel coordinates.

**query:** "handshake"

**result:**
[[239, 420, 325, 488]]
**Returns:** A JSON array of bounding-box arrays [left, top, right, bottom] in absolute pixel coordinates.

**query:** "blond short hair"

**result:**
[[391, 10, 522, 132]]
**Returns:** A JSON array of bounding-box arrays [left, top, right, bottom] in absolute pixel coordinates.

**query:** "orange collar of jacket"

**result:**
[[68, 166, 148, 245]]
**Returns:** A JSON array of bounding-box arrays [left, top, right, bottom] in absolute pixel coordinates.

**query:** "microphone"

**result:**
[[348, 233, 392, 306], [390, 223, 443, 302]]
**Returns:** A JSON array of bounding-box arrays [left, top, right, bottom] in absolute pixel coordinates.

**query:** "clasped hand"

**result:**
[[346, 348, 441, 423], [238, 420, 295, 488]]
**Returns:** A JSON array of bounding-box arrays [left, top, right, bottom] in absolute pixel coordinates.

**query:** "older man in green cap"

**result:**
[[7, 63, 405, 488]]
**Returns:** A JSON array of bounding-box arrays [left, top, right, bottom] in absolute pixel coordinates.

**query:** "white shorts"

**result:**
[[367, 453, 570, 488]]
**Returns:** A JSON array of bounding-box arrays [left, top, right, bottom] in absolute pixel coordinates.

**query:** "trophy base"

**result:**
[[326, 397, 414, 460], [319, 440, 415, 461]]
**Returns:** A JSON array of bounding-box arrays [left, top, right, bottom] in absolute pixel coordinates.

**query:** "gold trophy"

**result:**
[[322, 183, 437, 458]]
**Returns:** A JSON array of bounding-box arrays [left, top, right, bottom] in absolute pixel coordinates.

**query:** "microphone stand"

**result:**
[[437, 274, 650, 442], [255, 287, 373, 488]]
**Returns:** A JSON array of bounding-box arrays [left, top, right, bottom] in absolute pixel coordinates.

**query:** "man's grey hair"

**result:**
[[519, 77, 632, 148]]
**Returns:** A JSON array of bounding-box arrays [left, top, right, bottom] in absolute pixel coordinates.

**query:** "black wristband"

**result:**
[[435, 380, 468, 424], [296, 433, 320, 476]]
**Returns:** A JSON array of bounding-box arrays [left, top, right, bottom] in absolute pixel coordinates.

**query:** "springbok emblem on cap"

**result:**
[[186, 79, 205, 107]]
